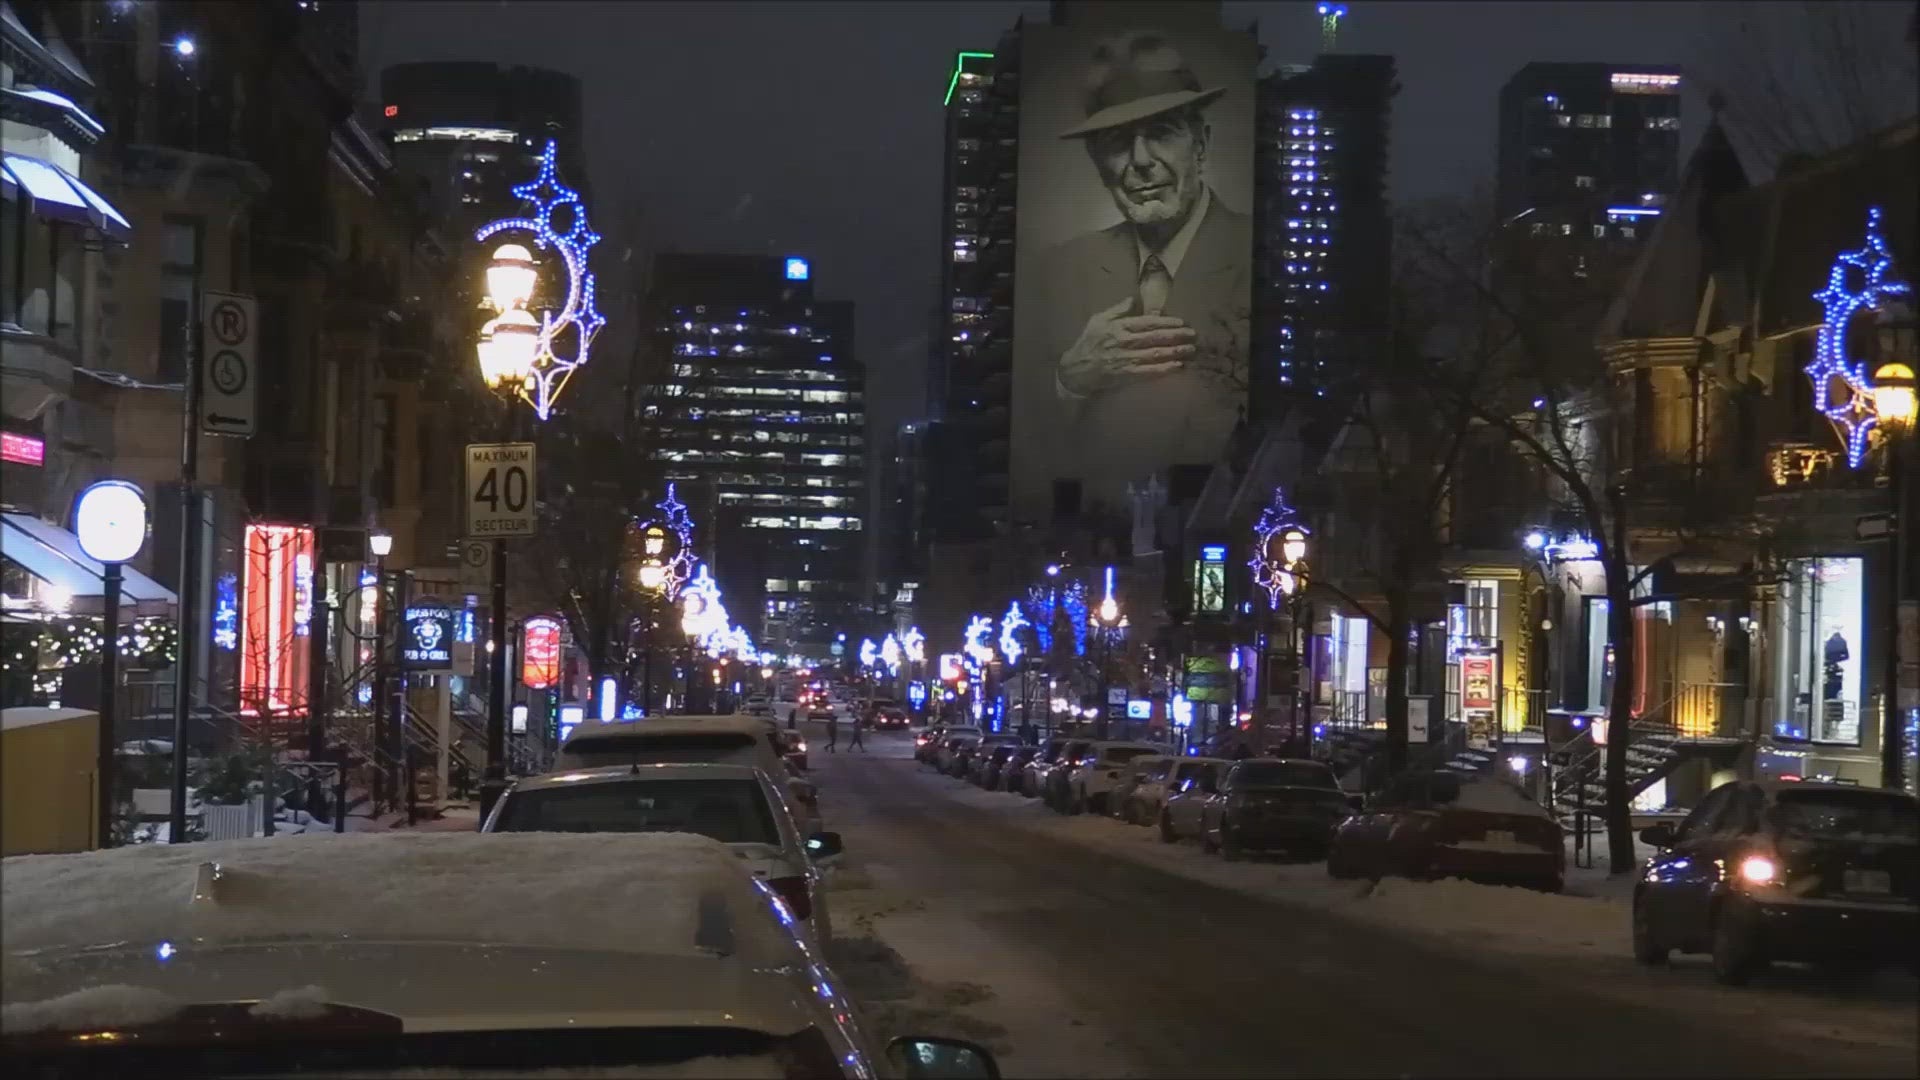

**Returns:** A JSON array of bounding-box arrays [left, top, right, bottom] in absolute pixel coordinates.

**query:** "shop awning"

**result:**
[[1, 512, 175, 616], [1, 151, 130, 241], [0, 86, 106, 146]]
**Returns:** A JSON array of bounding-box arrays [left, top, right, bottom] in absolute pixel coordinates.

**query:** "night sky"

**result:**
[[355, 1, 1876, 432]]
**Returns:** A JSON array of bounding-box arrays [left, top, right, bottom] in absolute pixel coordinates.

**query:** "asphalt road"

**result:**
[[811, 729, 1916, 1079]]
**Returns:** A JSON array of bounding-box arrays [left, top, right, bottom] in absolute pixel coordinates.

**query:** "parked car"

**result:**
[[1328, 770, 1563, 892], [1160, 760, 1231, 843], [936, 732, 983, 775], [1196, 758, 1358, 860], [1631, 779, 1918, 985], [957, 734, 1020, 780], [1066, 742, 1165, 815], [555, 716, 823, 835], [1017, 739, 1069, 797], [914, 725, 947, 763], [1041, 739, 1097, 807], [1, 832, 998, 1079], [968, 742, 1016, 787], [994, 744, 1041, 791], [1122, 755, 1230, 826], [485, 762, 842, 944], [1106, 754, 1170, 820]]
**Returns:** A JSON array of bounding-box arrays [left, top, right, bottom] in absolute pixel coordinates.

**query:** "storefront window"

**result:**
[[1769, 557, 1863, 744], [1583, 596, 1612, 712]]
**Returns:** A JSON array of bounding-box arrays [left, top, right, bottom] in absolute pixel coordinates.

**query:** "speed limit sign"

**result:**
[[465, 442, 536, 538]]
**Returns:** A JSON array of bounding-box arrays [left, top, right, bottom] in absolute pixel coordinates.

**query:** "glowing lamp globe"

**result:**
[[638, 562, 666, 591], [1098, 595, 1119, 623], [369, 532, 394, 558], [488, 308, 540, 387], [1280, 527, 1309, 566], [1873, 361, 1917, 430], [486, 243, 538, 312], [74, 480, 148, 564]]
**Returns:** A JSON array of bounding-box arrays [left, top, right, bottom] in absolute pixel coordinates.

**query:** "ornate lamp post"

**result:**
[[473, 141, 605, 822], [75, 480, 147, 848], [1252, 489, 1312, 750]]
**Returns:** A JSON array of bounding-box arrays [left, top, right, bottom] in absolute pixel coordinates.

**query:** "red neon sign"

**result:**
[[1, 432, 44, 466], [241, 524, 314, 717], [522, 616, 562, 689]]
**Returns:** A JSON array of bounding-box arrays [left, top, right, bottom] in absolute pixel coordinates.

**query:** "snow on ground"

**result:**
[[822, 830, 1144, 1077], [2, 832, 785, 962], [1, 984, 182, 1033], [910, 768, 1920, 1056]]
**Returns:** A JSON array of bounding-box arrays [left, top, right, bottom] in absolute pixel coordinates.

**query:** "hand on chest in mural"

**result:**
[[1058, 295, 1196, 398]]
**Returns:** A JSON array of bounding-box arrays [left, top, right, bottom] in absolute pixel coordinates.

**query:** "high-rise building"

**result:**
[[1495, 62, 1683, 244], [644, 255, 866, 664], [375, 62, 587, 241], [1251, 53, 1396, 409], [928, 39, 1021, 548]]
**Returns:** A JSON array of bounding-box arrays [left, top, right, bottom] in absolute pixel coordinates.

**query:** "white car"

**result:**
[[1121, 755, 1233, 825], [555, 716, 824, 835], [0, 832, 998, 1078], [1066, 741, 1165, 815], [485, 762, 840, 944]]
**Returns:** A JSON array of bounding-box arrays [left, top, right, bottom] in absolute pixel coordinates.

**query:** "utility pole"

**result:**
[[168, 304, 200, 844]]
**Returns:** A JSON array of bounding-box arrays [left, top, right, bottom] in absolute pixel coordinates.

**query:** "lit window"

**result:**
[[1574, 175, 1594, 190]]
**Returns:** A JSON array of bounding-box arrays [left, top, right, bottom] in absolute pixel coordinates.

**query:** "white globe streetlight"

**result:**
[[485, 243, 538, 313], [73, 480, 148, 851], [74, 480, 148, 565]]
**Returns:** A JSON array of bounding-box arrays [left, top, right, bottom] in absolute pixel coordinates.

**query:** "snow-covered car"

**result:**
[[1632, 779, 1918, 984], [1328, 770, 1563, 891], [1040, 739, 1096, 810], [555, 716, 824, 835], [0, 833, 999, 1079], [962, 735, 1022, 783], [485, 762, 841, 944], [1066, 741, 1165, 815], [743, 694, 773, 717], [1017, 738, 1069, 797], [1121, 755, 1230, 826]]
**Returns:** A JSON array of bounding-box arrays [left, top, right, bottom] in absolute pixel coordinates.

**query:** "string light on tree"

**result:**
[[647, 483, 699, 600], [474, 139, 606, 421], [859, 637, 880, 670], [902, 627, 926, 666], [1807, 206, 1912, 469]]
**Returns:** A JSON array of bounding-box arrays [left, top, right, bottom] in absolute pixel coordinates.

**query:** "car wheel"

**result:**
[[1159, 812, 1177, 844], [1710, 907, 1763, 986], [1631, 895, 1669, 966]]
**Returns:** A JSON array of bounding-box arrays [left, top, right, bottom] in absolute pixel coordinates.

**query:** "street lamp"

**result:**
[[1094, 579, 1123, 740], [1873, 360, 1917, 790], [486, 243, 538, 313], [75, 480, 147, 849]]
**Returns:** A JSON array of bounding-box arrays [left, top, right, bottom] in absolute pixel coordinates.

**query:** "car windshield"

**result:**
[[493, 778, 780, 845], [1233, 762, 1338, 789], [562, 733, 759, 766], [1769, 789, 1919, 842]]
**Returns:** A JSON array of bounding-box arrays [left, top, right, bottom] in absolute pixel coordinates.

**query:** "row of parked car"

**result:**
[[918, 724, 1567, 889], [917, 725, 1920, 987], [5, 713, 1002, 1079]]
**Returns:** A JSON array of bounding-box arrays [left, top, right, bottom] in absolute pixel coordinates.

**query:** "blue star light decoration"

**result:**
[[1250, 486, 1307, 606], [962, 615, 995, 673], [998, 601, 1029, 666], [1807, 206, 1911, 469], [476, 139, 607, 421], [647, 482, 698, 600]]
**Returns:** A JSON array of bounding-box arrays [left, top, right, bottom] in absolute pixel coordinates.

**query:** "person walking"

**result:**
[[850, 710, 867, 753], [826, 711, 839, 753]]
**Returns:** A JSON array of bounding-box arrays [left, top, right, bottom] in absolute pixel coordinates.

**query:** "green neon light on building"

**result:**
[[945, 51, 995, 107]]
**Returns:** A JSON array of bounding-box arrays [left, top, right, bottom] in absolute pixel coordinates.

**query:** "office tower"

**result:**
[[1252, 53, 1396, 408], [1496, 62, 1683, 244], [645, 255, 866, 664], [376, 62, 587, 240]]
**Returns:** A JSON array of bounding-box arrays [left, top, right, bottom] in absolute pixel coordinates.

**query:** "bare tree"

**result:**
[[1693, 1, 1920, 175]]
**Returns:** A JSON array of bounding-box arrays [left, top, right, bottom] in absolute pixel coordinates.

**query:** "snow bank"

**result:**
[[2, 832, 788, 962], [1, 984, 182, 1033], [248, 984, 330, 1020]]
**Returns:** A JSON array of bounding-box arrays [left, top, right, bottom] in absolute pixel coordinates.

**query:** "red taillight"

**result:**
[[767, 875, 812, 921]]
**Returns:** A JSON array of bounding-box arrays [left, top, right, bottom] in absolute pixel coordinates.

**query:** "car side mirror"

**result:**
[[887, 1036, 1001, 1080], [807, 831, 844, 859], [1638, 823, 1675, 847]]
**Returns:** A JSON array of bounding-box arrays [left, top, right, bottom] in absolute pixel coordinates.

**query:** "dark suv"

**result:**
[[1633, 779, 1917, 984]]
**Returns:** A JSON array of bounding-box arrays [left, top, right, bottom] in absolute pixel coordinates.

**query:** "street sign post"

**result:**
[[465, 443, 536, 538], [457, 539, 493, 594], [199, 291, 257, 437]]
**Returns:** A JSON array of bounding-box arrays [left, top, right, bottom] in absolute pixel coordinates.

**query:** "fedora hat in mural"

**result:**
[[1058, 31, 1227, 139]]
